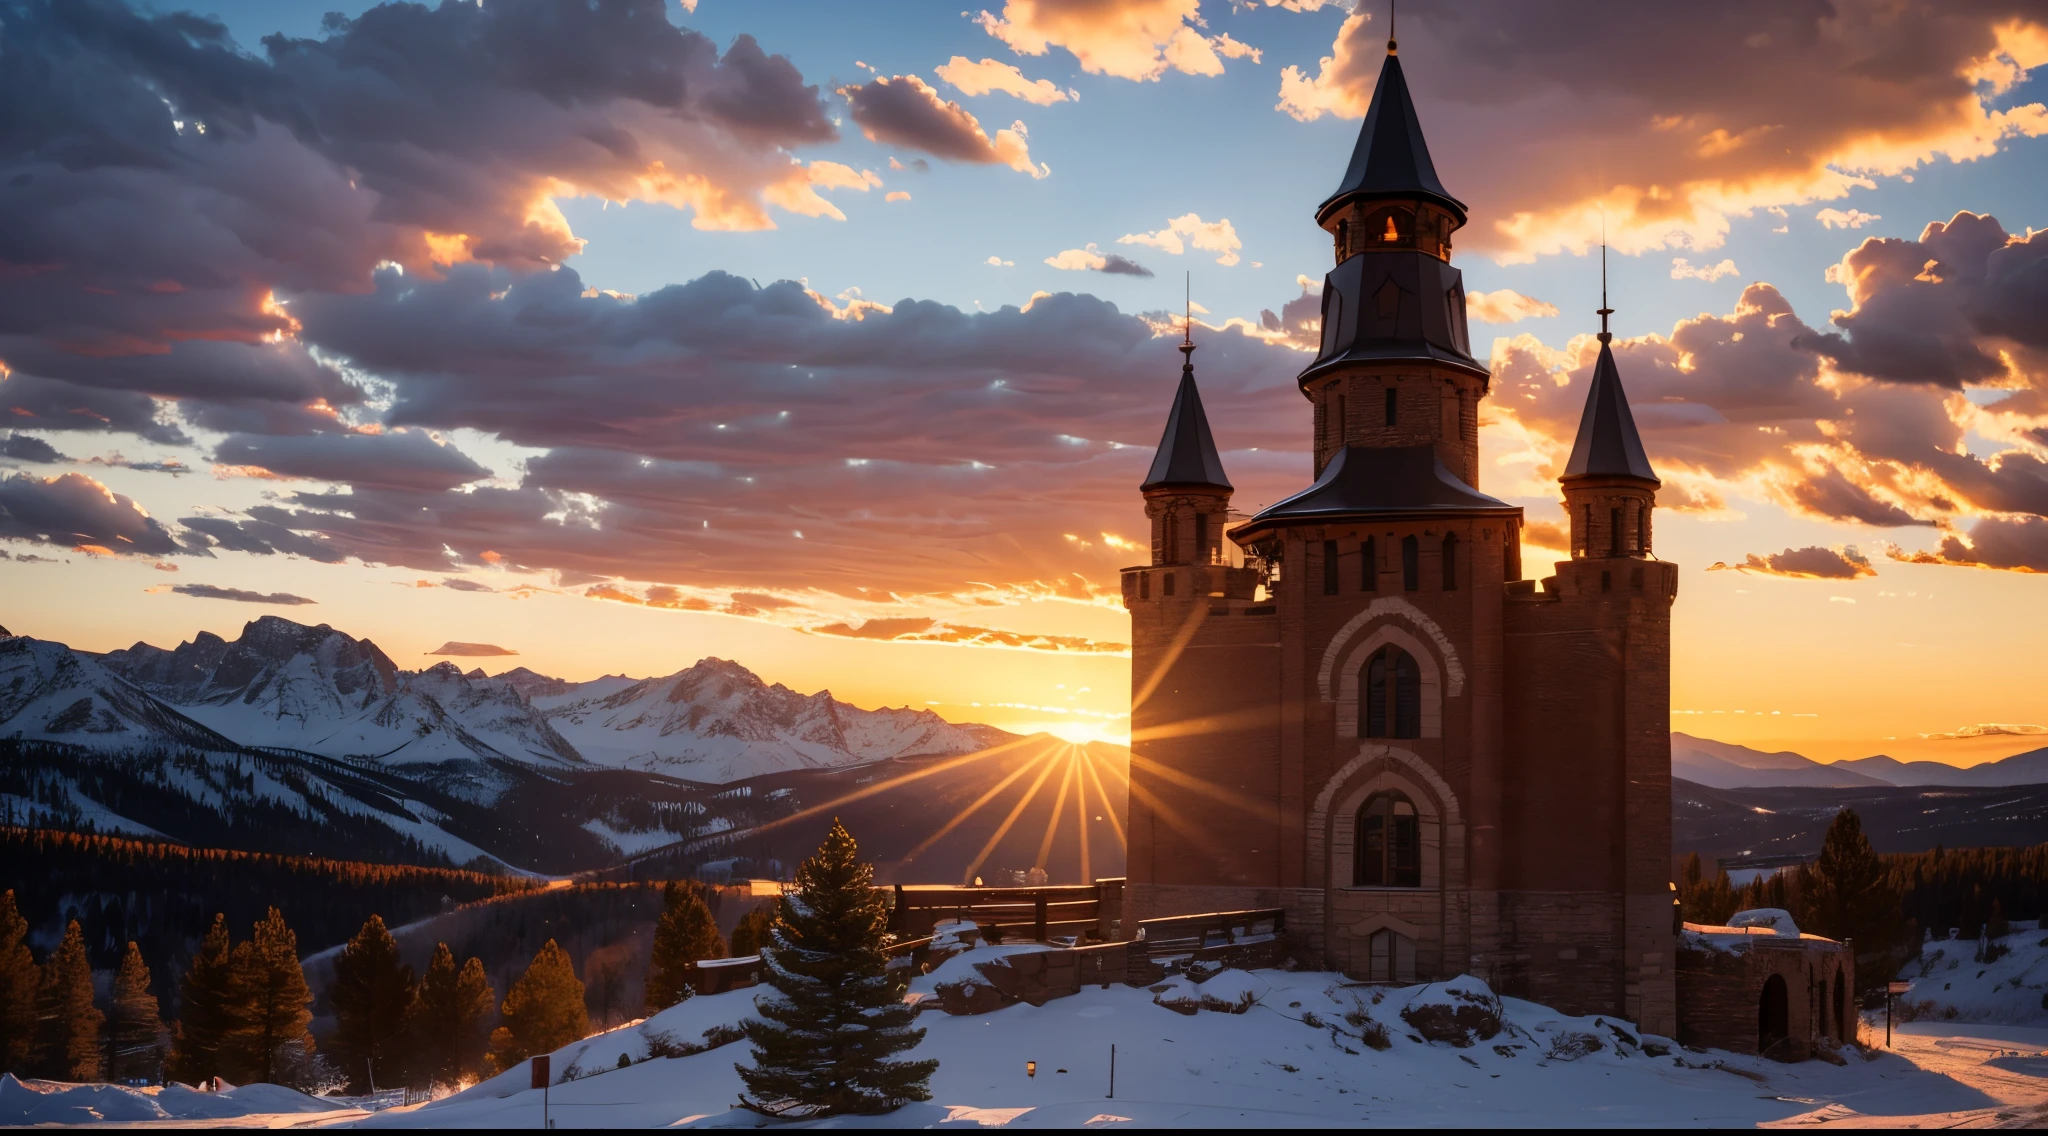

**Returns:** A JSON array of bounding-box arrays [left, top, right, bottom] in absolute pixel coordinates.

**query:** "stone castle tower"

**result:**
[[1120, 33, 1679, 1036]]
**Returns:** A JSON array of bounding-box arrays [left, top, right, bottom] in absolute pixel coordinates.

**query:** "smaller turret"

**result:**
[[1562, 254, 1659, 560], [1141, 322, 1232, 569]]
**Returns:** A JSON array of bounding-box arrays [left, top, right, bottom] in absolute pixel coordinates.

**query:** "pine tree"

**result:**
[[738, 819, 936, 1116], [169, 914, 235, 1084], [729, 906, 774, 960], [645, 884, 727, 1013], [225, 908, 314, 1085], [1805, 807, 1904, 988], [410, 944, 496, 1087], [327, 915, 416, 1093], [486, 940, 588, 1073], [33, 920, 104, 1081], [0, 891, 38, 1075], [106, 942, 166, 1083]]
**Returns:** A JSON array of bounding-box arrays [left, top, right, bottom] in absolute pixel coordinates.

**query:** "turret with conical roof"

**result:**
[[1562, 257, 1660, 559], [1139, 322, 1232, 570], [1296, 31, 1485, 491]]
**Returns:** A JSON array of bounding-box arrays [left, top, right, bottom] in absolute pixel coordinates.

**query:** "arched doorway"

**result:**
[[1759, 974, 1790, 1057]]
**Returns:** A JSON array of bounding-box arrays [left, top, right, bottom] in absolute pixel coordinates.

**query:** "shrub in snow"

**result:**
[[738, 819, 936, 1117], [1397, 976, 1503, 1048], [1545, 1030, 1604, 1061]]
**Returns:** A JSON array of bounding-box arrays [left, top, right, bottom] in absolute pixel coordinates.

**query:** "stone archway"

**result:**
[[1759, 974, 1790, 1058]]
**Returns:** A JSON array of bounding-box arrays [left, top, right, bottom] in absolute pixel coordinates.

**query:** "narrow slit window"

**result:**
[[1361, 536, 1377, 592], [1609, 507, 1622, 557], [1322, 539, 1339, 595], [1401, 534, 1419, 592], [1194, 512, 1208, 564], [1384, 387, 1399, 427], [1335, 394, 1346, 443], [1441, 532, 1459, 591], [1163, 571, 1176, 597]]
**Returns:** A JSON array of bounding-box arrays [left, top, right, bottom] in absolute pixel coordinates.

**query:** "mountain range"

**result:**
[[1671, 731, 2048, 790], [3, 616, 994, 783]]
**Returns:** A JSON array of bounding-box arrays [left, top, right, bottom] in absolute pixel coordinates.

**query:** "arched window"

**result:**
[[1354, 791, 1421, 887], [1359, 645, 1422, 740], [1441, 532, 1459, 591], [1401, 535, 1419, 591], [1365, 206, 1413, 245]]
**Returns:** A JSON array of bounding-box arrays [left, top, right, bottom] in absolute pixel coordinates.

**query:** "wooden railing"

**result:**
[[886, 877, 1126, 943], [1132, 907, 1285, 966]]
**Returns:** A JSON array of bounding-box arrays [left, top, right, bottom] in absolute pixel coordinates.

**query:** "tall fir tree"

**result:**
[[225, 908, 314, 1085], [409, 944, 496, 1087], [729, 906, 774, 961], [0, 890, 38, 1075], [644, 884, 726, 1013], [169, 914, 235, 1084], [33, 920, 104, 1081], [1805, 807, 1905, 987], [739, 819, 936, 1116], [106, 942, 166, 1083], [327, 915, 416, 1093], [486, 940, 588, 1073]]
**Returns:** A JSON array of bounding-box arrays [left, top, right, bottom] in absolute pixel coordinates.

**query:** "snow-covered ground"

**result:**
[[1896, 920, 2048, 1027], [0, 1074, 348, 1126], [24, 939, 2048, 1128]]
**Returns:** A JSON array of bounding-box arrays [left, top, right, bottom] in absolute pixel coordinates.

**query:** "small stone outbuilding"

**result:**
[[1675, 909, 1855, 1061]]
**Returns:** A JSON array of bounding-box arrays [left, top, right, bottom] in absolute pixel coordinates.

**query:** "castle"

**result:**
[[1120, 35, 1681, 1037]]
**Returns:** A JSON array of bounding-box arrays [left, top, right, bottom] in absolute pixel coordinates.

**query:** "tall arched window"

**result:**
[[1359, 645, 1422, 740], [1354, 791, 1421, 887], [1401, 535, 1419, 591], [1441, 532, 1459, 591]]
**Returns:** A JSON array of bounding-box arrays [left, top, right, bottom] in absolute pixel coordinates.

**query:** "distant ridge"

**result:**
[[1671, 730, 2048, 789]]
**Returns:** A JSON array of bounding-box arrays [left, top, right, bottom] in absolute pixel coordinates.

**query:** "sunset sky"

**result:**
[[4, 0, 2047, 765]]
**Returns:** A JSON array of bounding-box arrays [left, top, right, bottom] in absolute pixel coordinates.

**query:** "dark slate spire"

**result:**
[[1141, 321, 1232, 492], [1563, 262, 1658, 483], [1316, 37, 1465, 226]]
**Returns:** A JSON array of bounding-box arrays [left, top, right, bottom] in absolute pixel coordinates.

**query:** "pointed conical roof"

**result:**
[[1317, 47, 1464, 225], [1141, 350, 1231, 492], [1562, 342, 1658, 483]]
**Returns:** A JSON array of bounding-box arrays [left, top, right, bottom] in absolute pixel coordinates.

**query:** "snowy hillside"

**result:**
[[1897, 920, 2048, 1026], [96, 617, 580, 767], [0, 632, 232, 752], [534, 657, 989, 782], [334, 954, 2003, 1129]]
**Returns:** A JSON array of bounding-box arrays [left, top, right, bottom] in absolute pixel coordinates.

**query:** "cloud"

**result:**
[[0, 472, 183, 556], [1816, 208, 1882, 230], [1670, 258, 1740, 283], [986, 256, 1015, 267], [209, 430, 491, 492], [934, 56, 1074, 104], [1, 434, 69, 464], [1116, 213, 1243, 266], [886, 191, 912, 203], [439, 578, 496, 593], [1891, 516, 2048, 572], [1921, 722, 2048, 740], [1044, 244, 1155, 276], [426, 641, 517, 656], [1465, 289, 1558, 324], [1521, 520, 1570, 552], [839, 75, 1048, 177], [170, 583, 317, 605], [0, 0, 838, 445], [809, 617, 1128, 653], [1275, 6, 2048, 263], [975, 0, 1249, 83], [1708, 545, 1877, 579]]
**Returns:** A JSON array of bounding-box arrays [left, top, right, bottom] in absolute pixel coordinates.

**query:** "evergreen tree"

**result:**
[[1805, 808, 1905, 988], [644, 884, 726, 1013], [106, 942, 166, 1083], [225, 908, 313, 1085], [729, 906, 774, 960], [169, 914, 235, 1084], [0, 890, 38, 1075], [486, 940, 588, 1072], [327, 915, 416, 1093], [738, 819, 935, 1116], [33, 920, 104, 1081], [410, 944, 496, 1087]]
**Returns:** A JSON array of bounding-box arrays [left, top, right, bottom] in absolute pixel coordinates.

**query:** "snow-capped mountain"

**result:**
[[534, 657, 989, 782], [0, 630, 233, 751], [97, 616, 580, 767]]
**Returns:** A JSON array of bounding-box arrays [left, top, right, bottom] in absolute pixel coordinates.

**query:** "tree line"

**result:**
[[1679, 807, 2048, 988]]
